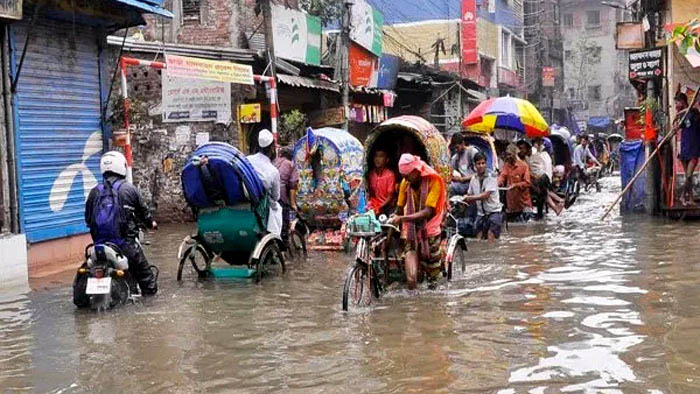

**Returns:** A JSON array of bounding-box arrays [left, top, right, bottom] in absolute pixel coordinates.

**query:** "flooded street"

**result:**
[[2, 176, 700, 393]]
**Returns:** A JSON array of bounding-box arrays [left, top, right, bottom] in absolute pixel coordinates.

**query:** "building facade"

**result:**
[[561, 0, 636, 129], [0, 0, 171, 286], [524, 0, 566, 125]]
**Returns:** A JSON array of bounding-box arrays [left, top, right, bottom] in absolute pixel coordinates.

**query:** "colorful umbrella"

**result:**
[[462, 96, 550, 137]]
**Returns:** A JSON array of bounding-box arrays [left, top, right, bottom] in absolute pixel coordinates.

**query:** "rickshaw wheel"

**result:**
[[451, 244, 467, 279], [177, 244, 210, 281], [342, 262, 376, 311], [255, 243, 285, 283], [288, 230, 307, 262]]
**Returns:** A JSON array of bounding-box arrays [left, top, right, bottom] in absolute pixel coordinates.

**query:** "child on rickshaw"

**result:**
[[389, 154, 447, 290], [367, 149, 397, 216]]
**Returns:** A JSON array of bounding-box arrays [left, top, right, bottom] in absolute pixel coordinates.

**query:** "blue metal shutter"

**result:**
[[12, 19, 104, 243]]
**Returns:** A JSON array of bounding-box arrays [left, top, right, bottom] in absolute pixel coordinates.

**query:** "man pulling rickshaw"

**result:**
[[389, 153, 447, 290]]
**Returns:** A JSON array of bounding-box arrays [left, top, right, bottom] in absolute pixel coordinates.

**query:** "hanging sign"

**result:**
[[350, 0, 383, 57], [238, 103, 262, 124], [0, 0, 21, 20], [461, 0, 478, 65], [629, 48, 663, 80], [165, 54, 254, 85], [309, 107, 346, 128], [271, 5, 322, 65], [162, 72, 231, 123]]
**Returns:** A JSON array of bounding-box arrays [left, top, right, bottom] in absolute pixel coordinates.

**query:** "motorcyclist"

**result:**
[[84, 151, 158, 296]]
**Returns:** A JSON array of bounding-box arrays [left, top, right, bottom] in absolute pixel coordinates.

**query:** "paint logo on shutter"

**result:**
[[49, 131, 102, 212]]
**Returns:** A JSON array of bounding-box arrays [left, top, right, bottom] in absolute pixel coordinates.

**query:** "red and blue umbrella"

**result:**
[[462, 96, 549, 137]]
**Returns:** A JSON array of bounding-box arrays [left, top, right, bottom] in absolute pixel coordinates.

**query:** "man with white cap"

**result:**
[[247, 129, 282, 236]]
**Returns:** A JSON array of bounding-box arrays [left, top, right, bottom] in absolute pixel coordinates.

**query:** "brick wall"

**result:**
[[107, 49, 245, 223]]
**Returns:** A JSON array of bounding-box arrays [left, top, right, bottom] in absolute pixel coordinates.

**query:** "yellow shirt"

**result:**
[[396, 178, 441, 210]]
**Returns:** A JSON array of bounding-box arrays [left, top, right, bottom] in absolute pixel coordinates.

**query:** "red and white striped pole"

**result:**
[[269, 78, 278, 145], [119, 57, 134, 183], [253, 75, 278, 146], [119, 57, 165, 183], [118, 56, 276, 177]]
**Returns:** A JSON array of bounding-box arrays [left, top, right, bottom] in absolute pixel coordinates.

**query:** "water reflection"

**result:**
[[1, 176, 700, 392]]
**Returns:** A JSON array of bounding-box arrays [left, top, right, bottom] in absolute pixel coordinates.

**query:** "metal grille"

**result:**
[[182, 0, 200, 22], [12, 19, 103, 242]]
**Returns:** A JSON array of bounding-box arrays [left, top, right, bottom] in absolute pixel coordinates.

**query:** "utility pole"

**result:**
[[261, 0, 277, 81], [339, 1, 352, 130]]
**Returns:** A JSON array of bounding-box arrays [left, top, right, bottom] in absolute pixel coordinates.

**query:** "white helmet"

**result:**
[[100, 151, 127, 177]]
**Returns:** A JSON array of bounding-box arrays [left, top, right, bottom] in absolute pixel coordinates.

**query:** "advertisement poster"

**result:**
[[377, 54, 400, 90], [162, 72, 232, 123], [238, 103, 262, 124], [350, 0, 383, 57], [349, 43, 379, 87], [461, 0, 478, 64], [165, 54, 254, 85], [271, 4, 322, 65]]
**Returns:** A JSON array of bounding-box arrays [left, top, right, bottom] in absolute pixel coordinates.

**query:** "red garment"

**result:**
[[368, 167, 396, 212], [498, 160, 533, 214]]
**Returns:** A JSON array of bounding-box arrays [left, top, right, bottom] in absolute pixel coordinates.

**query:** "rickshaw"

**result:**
[[549, 128, 577, 205], [606, 133, 624, 175], [449, 131, 500, 172], [342, 116, 467, 311], [293, 127, 364, 249], [176, 142, 286, 283]]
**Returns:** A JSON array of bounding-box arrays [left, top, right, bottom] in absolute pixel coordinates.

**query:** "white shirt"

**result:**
[[529, 148, 553, 181], [467, 173, 502, 215], [247, 152, 281, 202], [451, 146, 479, 177], [573, 144, 597, 169]]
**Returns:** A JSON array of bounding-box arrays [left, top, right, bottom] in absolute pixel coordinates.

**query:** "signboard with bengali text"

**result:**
[[165, 54, 254, 85], [629, 48, 663, 80], [162, 72, 231, 123]]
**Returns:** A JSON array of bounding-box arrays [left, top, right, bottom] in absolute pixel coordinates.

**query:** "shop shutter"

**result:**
[[12, 19, 104, 242]]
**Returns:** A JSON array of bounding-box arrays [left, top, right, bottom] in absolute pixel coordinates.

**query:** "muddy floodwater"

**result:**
[[2, 176, 700, 393]]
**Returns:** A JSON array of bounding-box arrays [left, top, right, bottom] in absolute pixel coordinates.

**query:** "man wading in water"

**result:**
[[390, 154, 447, 290]]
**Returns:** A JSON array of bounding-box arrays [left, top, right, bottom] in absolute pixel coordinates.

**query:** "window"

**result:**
[[586, 10, 601, 27], [568, 88, 576, 99], [182, 0, 200, 23], [501, 30, 512, 68], [588, 85, 602, 101], [564, 49, 572, 59], [563, 13, 573, 27], [586, 46, 602, 63]]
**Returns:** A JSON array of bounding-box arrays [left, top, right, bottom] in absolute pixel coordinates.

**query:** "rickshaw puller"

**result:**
[[390, 154, 446, 290]]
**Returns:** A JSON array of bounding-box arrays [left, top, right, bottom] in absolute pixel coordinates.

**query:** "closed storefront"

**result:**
[[10, 18, 104, 242]]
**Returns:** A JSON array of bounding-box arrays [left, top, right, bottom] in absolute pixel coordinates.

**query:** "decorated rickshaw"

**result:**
[[292, 127, 364, 249], [176, 142, 286, 282], [342, 116, 467, 311]]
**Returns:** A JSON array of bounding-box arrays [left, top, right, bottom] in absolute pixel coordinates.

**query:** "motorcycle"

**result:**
[[73, 234, 157, 310]]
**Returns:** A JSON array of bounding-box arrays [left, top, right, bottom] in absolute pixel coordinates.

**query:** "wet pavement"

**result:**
[[2, 175, 700, 393]]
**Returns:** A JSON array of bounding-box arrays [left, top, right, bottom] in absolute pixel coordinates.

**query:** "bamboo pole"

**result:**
[[601, 88, 700, 220]]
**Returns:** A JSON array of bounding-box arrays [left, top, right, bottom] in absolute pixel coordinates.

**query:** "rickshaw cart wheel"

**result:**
[[342, 262, 377, 311], [177, 244, 210, 282], [288, 230, 307, 262], [255, 242, 285, 283]]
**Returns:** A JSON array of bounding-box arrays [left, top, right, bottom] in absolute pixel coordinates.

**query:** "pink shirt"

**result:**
[[368, 167, 396, 212]]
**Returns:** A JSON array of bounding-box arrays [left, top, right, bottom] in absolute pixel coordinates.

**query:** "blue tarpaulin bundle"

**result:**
[[181, 142, 265, 208], [620, 140, 645, 213]]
